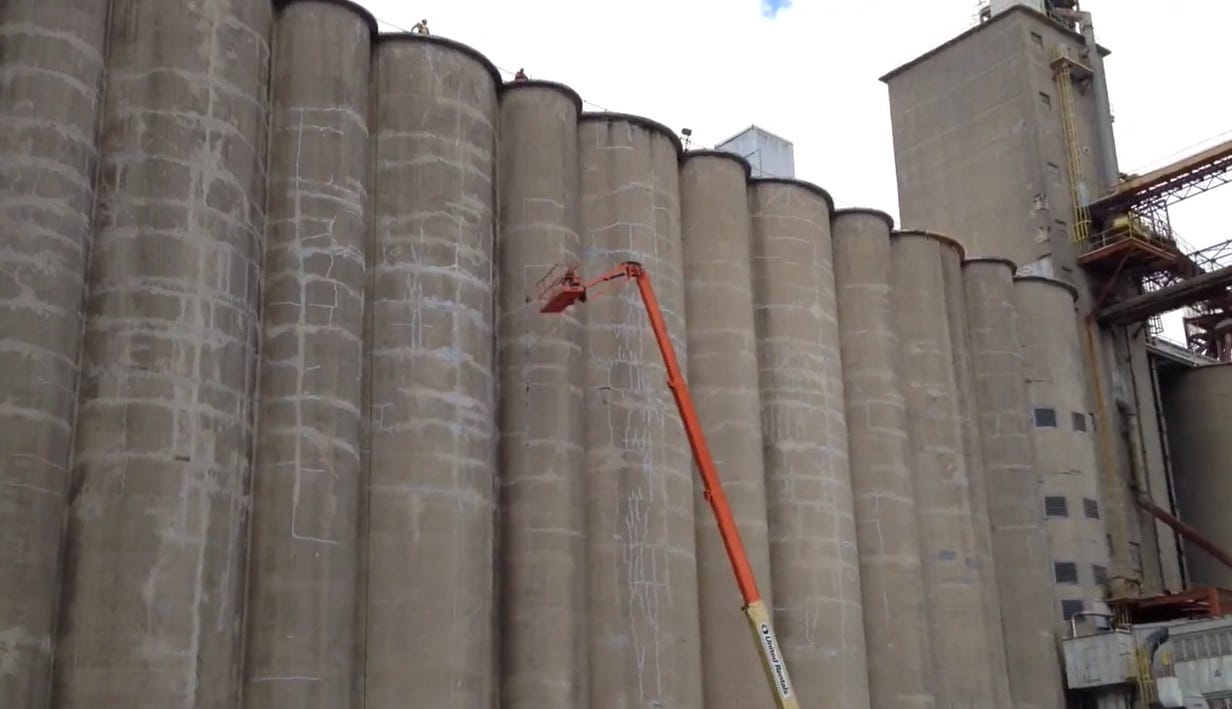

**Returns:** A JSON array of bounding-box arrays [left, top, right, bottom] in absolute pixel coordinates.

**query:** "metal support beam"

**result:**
[[1098, 264, 1232, 323]]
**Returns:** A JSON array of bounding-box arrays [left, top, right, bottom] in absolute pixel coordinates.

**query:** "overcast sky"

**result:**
[[356, 0, 1230, 338]]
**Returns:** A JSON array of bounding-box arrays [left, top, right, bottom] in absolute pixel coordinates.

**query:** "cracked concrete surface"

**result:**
[[496, 82, 586, 709], [832, 210, 935, 709], [365, 35, 498, 709], [0, 0, 108, 705], [242, 4, 370, 707], [579, 115, 704, 709], [750, 182, 871, 708]]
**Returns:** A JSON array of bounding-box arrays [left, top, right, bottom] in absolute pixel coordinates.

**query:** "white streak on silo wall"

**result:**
[[679, 154, 774, 709], [891, 233, 998, 707], [54, 0, 272, 705], [0, 0, 108, 703], [578, 117, 704, 708], [242, 3, 370, 706], [749, 184, 870, 708], [365, 37, 498, 708], [496, 83, 587, 708], [832, 211, 935, 709], [941, 252, 1013, 707], [963, 260, 1066, 709]]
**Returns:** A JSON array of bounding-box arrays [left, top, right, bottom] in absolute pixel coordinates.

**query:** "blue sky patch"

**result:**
[[760, 0, 792, 18]]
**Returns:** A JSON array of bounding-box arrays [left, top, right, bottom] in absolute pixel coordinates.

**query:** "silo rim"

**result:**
[[1013, 275, 1080, 301], [579, 112, 684, 156], [832, 208, 895, 230], [963, 256, 1019, 271], [892, 229, 967, 260], [377, 33, 503, 88], [682, 150, 752, 180], [499, 80, 583, 113], [749, 178, 835, 213], [273, 0, 379, 36]]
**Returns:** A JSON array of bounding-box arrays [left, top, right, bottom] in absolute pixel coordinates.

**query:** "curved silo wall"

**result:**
[[749, 182, 870, 708], [890, 231, 999, 707], [1161, 364, 1232, 589], [1014, 277, 1110, 632], [578, 114, 704, 708], [0, 1, 109, 703], [679, 152, 773, 709], [496, 80, 586, 708], [940, 249, 1012, 707], [963, 259, 1065, 709], [832, 210, 934, 709], [52, 0, 272, 705], [365, 35, 499, 707], [242, 3, 372, 706]]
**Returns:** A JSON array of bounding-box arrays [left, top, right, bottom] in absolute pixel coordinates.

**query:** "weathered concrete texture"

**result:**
[[1015, 277, 1109, 626], [578, 114, 704, 709], [749, 182, 870, 708], [52, 1, 272, 705], [940, 250, 1013, 708], [1161, 363, 1232, 590], [891, 231, 1000, 708], [242, 3, 371, 706], [366, 36, 499, 708], [679, 153, 774, 709], [963, 259, 1066, 709], [0, 0, 108, 703], [832, 210, 934, 709], [496, 81, 586, 709]]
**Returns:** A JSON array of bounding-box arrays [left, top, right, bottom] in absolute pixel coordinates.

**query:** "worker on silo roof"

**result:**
[[412, 19, 429, 34], [514, 68, 528, 81]]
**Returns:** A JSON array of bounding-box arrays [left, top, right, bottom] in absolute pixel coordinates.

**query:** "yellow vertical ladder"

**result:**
[[1052, 48, 1093, 248]]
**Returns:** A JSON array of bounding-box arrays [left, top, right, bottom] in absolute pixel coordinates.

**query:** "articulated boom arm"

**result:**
[[540, 261, 799, 709]]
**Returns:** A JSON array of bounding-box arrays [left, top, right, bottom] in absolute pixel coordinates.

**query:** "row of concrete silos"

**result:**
[[0, 0, 1110, 707]]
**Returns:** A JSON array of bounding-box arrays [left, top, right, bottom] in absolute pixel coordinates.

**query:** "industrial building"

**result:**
[[0, 0, 1229, 708]]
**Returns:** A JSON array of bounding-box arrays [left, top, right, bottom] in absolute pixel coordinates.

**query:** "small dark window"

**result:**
[[1045, 496, 1069, 518], [1034, 408, 1058, 427], [1061, 599, 1085, 620], [1031, 32, 1044, 47], [1054, 562, 1079, 584], [1093, 565, 1108, 586], [1084, 498, 1100, 519], [1072, 412, 1088, 431], [1039, 92, 1052, 109]]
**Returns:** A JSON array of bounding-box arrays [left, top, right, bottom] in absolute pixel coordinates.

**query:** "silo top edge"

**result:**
[[1013, 275, 1080, 301], [681, 150, 752, 180], [579, 112, 685, 155], [962, 256, 1019, 271], [376, 33, 503, 88], [273, 0, 379, 37], [832, 207, 895, 230], [892, 229, 967, 260], [748, 178, 835, 213], [499, 80, 583, 113]]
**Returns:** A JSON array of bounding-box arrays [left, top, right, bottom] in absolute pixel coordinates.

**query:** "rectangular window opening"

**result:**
[[1045, 496, 1069, 518], [1084, 497, 1100, 519], [1054, 562, 1079, 584], [1039, 92, 1052, 109], [1034, 407, 1058, 427], [1072, 412, 1088, 431], [1031, 32, 1044, 47], [1093, 565, 1108, 586], [1061, 599, 1085, 620]]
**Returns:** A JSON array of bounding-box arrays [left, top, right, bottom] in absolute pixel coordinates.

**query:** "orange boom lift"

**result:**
[[539, 261, 798, 709]]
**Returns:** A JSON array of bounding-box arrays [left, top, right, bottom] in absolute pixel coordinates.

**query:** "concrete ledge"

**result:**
[[377, 33, 503, 88], [579, 112, 684, 156], [681, 149, 752, 180], [748, 177, 835, 214], [1014, 274, 1080, 302], [892, 229, 968, 260], [498, 80, 583, 114], [832, 207, 895, 231], [273, 0, 378, 37]]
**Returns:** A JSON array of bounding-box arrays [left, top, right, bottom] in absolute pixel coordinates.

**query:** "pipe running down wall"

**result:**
[[0, 1, 1102, 706]]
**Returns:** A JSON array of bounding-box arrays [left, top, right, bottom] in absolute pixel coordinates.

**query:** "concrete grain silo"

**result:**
[[1161, 363, 1232, 590], [890, 230, 1001, 707], [366, 35, 500, 707], [962, 259, 1066, 709], [578, 113, 704, 708], [679, 151, 774, 709], [1014, 276, 1111, 630], [940, 250, 1012, 706], [832, 210, 934, 709], [496, 79, 587, 708], [53, 0, 272, 705], [749, 181, 870, 708], [0, 0, 108, 704], [242, 2, 373, 706]]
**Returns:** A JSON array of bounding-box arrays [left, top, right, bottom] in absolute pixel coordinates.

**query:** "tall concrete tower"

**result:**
[[880, 1, 1186, 627]]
